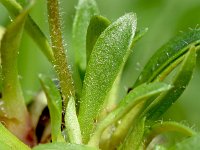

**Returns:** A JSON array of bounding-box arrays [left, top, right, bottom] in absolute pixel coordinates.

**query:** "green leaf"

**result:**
[[73, 0, 99, 75], [0, 3, 31, 121], [169, 134, 200, 150], [39, 74, 64, 142], [65, 96, 82, 144], [119, 118, 145, 150], [0, 123, 31, 150], [32, 143, 98, 150], [144, 121, 196, 148], [86, 15, 110, 63], [88, 82, 171, 147], [0, 0, 54, 62], [134, 29, 200, 87], [145, 45, 197, 120], [78, 13, 137, 143]]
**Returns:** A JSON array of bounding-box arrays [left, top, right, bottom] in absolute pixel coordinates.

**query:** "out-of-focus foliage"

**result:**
[[0, 0, 199, 127]]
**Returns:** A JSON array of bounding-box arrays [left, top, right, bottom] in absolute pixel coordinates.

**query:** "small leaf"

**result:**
[[88, 82, 171, 147], [119, 118, 145, 150], [169, 134, 200, 150], [86, 15, 110, 63], [0, 123, 31, 150], [39, 74, 64, 142], [134, 29, 200, 87], [65, 96, 82, 144], [145, 45, 196, 120], [73, 0, 99, 74], [32, 143, 98, 150], [78, 13, 137, 143], [0, 0, 54, 62]]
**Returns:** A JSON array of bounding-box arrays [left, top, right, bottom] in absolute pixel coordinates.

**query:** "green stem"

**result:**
[[47, 0, 75, 108]]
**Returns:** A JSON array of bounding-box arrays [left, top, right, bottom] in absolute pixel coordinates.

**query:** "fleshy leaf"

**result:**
[[73, 0, 99, 75], [78, 13, 137, 143], [0, 0, 54, 62], [134, 29, 200, 87], [65, 96, 82, 144], [86, 15, 110, 63], [169, 134, 200, 150], [39, 74, 64, 142], [145, 45, 196, 120], [0, 123, 31, 150], [32, 143, 98, 150], [88, 82, 171, 147]]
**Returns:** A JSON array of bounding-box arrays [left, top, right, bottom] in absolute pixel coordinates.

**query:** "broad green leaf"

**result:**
[[145, 46, 196, 120], [169, 134, 200, 150], [144, 121, 196, 148], [101, 27, 148, 113], [0, 123, 31, 150], [39, 74, 64, 142], [98, 28, 148, 121], [78, 13, 137, 143], [73, 0, 99, 75], [86, 15, 110, 63], [134, 29, 200, 87], [32, 143, 98, 150], [119, 118, 145, 150], [0, 4, 31, 121], [0, 0, 54, 62], [88, 82, 171, 147], [65, 96, 82, 144]]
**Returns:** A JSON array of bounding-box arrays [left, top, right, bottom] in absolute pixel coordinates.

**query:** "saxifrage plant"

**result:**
[[0, 0, 200, 149]]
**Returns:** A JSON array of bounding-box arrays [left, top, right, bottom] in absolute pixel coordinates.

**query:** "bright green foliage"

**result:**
[[89, 82, 171, 146], [134, 29, 200, 87], [39, 74, 64, 142], [145, 45, 197, 120], [0, 0, 199, 149], [86, 15, 110, 63], [0, 123, 30, 150], [78, 13, 137, 143]]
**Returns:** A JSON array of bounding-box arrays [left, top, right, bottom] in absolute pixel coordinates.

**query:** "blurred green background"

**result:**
[[0, 0, 200, 128]]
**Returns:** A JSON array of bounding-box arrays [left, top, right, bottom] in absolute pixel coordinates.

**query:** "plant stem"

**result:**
[[47, 0, 75, 108]]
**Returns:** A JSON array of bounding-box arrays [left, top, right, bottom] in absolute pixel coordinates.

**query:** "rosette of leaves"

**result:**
[[0, 0, 200, 150]]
